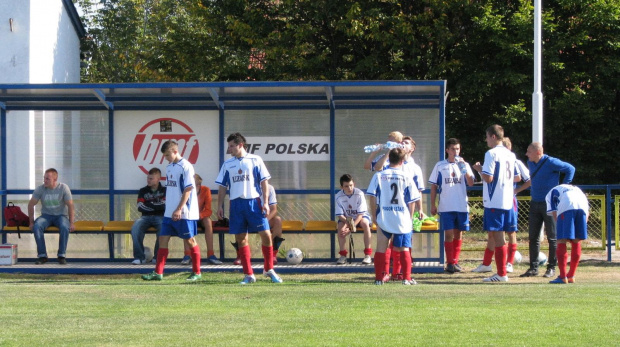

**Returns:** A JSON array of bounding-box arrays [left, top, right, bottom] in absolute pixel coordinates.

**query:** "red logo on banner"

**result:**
[[132, 118, 200, 175]]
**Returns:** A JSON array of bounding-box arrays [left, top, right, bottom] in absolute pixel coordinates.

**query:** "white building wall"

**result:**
[[0, 0, 81, 83], [0, 0, 31, 83]]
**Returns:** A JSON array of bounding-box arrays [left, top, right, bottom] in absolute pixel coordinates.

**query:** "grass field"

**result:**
[[1, 260, 619, 347]]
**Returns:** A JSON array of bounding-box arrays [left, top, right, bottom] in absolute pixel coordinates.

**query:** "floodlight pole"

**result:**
[[533, 0, 544, 144]]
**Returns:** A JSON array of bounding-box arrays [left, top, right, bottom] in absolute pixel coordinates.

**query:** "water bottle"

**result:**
[[455, 156, 467, 174], [363, 144, 383, 153], [384, 141, 402, 149]]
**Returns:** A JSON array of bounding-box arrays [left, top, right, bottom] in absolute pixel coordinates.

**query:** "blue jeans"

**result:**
[[33, 214, 71, 258], [131, 215, 162, 261]]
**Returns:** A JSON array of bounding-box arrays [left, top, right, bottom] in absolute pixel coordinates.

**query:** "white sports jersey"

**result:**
[[428, 159, 473, 213], [367, 167, 420, 234], [515, 159, 530, 183], [164, 158, 199, 220], [481, 145, 519, 210], [215, 154, 271, 200], [380, 158, 425, 191], [267, 184, 277, 206], [546, 184, 589, 217], [335, 187, 370, 219]]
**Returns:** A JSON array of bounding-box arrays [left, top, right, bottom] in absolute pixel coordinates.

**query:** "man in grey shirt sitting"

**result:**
[[28, 168, 75, 265]]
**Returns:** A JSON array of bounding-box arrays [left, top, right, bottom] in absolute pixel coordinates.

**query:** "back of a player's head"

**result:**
[[388, 148, 406, 164], [339, 174, 353, 186], [227, 132, 246, 145], [160, 140, 178, 154], [148, 167, 161, 176], [388, 131, 403, 143], [486, 124, 504, 140], [502, 137, 512, 150]]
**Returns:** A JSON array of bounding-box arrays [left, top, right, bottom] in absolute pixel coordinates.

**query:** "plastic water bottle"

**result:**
[[455, 156, 467, 174], [384, 141, 402, 149], [363, 144, 383, 153]]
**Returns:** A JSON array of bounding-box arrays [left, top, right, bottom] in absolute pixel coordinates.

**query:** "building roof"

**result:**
[[0, 81, 446, 111]]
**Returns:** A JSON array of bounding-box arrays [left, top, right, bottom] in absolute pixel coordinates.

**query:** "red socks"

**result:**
[[262, 245, 274, 272], [453, 239, 462, 264], [207, 250, 215, 257], [507, 243, 518, 264], [483, 248, 494, 266], [384, 247, 392, 275], [339, 250, 348, 257], [557, 243, 568, 278], [495, 245, 507, 277], [444, 240, 454, 265], [239, 245, 253, 275], [400, 250, 412, 281], [567, 241, 582, 278], [374, 252, 386, 280], [155, 248, 169, 274], [191, 245, 201, 275], [364, 248, 373, 256], [391, 251, 402, 277]]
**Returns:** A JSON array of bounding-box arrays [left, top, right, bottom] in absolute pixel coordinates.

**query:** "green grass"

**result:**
[[0, 260, 619, 346]]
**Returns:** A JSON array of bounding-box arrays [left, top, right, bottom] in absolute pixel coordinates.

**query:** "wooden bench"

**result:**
[[3, 219, 442, 262]]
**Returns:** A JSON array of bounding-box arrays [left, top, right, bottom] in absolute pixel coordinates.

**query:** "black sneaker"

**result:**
[[453, 263, 463, 272], [35, 257, 48, 265], [543, 268, 555, 278], [58, 257, 67, 265], [445, 264, 456, 274], [519, 268, 539, 277]]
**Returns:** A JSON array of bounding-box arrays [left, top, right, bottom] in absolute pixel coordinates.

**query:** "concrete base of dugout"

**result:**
[[0, 259, 444, 275]]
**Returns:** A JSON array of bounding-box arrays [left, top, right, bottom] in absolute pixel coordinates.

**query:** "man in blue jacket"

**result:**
[[515, 142, 575, 278]]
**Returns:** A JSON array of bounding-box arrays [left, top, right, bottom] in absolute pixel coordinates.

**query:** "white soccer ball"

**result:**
[[513, 250, 522, 264], [538, 252, 548, 266], [144, 247, 154, 263], [286, 248, 303, 265]]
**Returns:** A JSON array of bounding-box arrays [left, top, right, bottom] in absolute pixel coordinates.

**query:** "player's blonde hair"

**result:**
[[388, 131, 403, 142], [502, 137, 512, 150]]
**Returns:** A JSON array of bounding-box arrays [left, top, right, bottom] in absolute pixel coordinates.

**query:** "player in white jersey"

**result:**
[[216, 132, 282, 284], [471, 125, 520, 282], [142, 140, 202, 281], [429, 138, 475, 273], [473, 137, 531, 274], [335, 174, 373, 265], [367, 148, 421, 285], [375, 136, 425, 279], [545, 184, 589, 284]]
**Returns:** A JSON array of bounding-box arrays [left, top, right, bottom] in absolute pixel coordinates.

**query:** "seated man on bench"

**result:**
[[131, 167, 166, 265]]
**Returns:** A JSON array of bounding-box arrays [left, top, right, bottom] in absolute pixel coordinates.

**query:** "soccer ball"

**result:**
[[513, 250, 522, 264], [286, 248, 303, 265], [538, 252, 548, 266], [144, 247, 153, 263]]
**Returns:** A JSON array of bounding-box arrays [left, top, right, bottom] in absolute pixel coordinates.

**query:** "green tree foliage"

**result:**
[[77, 0, 620, 183]]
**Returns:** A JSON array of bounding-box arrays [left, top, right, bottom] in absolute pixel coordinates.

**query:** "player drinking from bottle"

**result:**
[[367, 148, 420, 285]]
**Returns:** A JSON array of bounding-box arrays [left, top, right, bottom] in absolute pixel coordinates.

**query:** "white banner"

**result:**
[[243, 136, 330, 161], [114, 110, 219, 190]]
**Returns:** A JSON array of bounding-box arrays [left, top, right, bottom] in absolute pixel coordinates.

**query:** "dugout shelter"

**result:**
[[0, 81, 447, 270]]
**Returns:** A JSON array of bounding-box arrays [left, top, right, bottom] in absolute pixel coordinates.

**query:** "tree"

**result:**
[[77, 0, 620, 183]]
